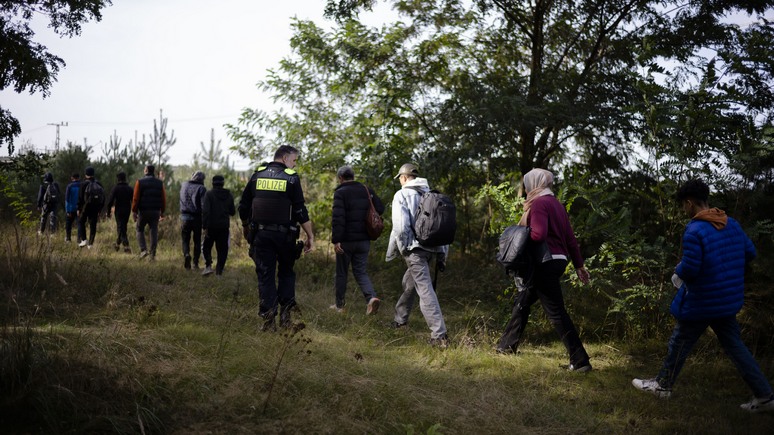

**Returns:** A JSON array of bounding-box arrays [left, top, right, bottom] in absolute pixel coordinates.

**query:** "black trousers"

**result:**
[[251, 229, 297, 318], [498, 259, 590, 367], [78, 206, 100, 244], [115, 212, 130, 247], [181, 217, 202, 265], [202, 228, 229, 274]]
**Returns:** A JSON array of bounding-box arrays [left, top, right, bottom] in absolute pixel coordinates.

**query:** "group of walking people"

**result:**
[[35, 145, 774, 413], [36, 165, 235, 276]]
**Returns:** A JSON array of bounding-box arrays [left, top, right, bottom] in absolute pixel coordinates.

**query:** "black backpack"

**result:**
[[413, 189, 456, 247], [43, 183, 59, 204], [85, 180, 105, 206]]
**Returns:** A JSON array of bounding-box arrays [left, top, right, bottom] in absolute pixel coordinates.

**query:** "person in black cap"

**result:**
[[238, 145, 315, 331], [105, 172, 134, 253], [201, 175, 235, 276], [77, 166, 105, 248], [36, 172, 60, 235]]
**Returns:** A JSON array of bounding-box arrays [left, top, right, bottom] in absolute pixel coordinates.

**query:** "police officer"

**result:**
[[239, 145, 315, 331]]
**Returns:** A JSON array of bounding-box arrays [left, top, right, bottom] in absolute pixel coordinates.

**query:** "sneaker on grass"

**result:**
[[201, 266, 214, 276], [366, 297, 380, 315], [329, 304, 345, 313], [632, 378, 672, 398], [740, 395, 774, 413]]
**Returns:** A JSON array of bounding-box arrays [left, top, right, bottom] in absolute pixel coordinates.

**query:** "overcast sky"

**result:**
[[1, 0, 392, 170]]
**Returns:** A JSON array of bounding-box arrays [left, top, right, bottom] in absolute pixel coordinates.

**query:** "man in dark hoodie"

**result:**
[[36, 172, 60, 235], [77, 166, 105, 248], [179, 171, 207, 269], [201, 175, 235, 276], [330, 165, 385, 314], [105, 172, 134, 253]]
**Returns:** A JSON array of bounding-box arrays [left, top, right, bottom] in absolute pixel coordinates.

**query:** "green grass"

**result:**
[[1, 219, 773, 434]]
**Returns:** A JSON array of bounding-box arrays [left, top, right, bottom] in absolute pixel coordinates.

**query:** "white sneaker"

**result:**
[[201, 266, 214, 276], [632, 378, 672, 398], [329, 304, 345, 313], [366, 297, 381, 315], [78, 240, 88, 248], [741, 395, 774, 413], [139, 250, 149, 259]]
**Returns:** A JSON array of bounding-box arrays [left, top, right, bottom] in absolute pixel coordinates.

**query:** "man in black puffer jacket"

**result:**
[[330, 165, 385, 315], [202, 175, 235, 276], [132, 165, 166, 260], [179, 171, 207, 269]]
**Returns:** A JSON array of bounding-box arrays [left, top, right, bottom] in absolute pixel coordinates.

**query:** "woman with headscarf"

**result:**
[[496, 168, 592, 372]]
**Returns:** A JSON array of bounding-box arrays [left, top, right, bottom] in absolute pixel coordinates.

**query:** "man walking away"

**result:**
[[180, 171, 207, 270], [77, 167, 105, 249], [36, 172, 60, 235], [132, 165, 166, 260], [386, 163, 450, 348], [105, 172, 134, 253], [238, 145, 315, 331], [202, 175, 235, 276], [330, 165, 385, 314], [64, 173, 80, 242], [632, 179, 774, 413]]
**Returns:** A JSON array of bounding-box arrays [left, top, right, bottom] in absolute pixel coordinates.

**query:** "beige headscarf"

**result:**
[[518, 168, 555, 226]]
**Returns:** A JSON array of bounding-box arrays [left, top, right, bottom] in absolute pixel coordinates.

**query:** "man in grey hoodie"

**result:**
[[386, 163, 449, 348], [179, 171, 206, 269]]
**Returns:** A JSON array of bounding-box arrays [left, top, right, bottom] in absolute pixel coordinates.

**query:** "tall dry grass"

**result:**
[[0, 218, 773, 434]]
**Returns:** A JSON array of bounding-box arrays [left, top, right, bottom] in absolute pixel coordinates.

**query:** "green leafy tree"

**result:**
[[0, 0, 112, 154]]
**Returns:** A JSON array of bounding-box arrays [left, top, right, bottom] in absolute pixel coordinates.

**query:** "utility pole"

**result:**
[[47, 121, 68, 152]]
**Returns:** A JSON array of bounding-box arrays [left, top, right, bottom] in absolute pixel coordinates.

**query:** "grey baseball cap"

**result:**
[[394, 163, 419, 179]]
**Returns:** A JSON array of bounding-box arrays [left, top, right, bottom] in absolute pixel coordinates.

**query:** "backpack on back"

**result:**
[[85, 180, 105, 206], [413, 189, 456, 247], [43, 183, 60, 204]]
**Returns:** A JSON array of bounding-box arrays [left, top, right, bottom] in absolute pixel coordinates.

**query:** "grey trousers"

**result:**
[[394, 249, 447, 339]]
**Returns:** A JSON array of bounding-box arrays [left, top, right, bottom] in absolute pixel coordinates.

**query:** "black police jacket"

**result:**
[[238, 161, 310, 226]]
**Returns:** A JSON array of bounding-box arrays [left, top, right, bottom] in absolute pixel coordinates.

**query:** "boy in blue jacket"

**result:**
[[632, 179, 774, 413]]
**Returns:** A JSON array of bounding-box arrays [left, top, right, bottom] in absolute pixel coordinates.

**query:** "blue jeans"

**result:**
[[394, 249, 447, 339], [334, 240, 377, 308], [657, 316, 773, 398]]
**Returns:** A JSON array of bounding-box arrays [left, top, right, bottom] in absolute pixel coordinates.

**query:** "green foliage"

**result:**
[[0, 151, 50, 223], [0, 0, 113, 154]]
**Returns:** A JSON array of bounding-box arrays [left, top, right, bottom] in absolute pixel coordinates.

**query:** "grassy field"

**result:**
[[1, 218, 773, 434]]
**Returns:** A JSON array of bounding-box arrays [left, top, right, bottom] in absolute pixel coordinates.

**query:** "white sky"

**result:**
[[1, 0, 394, 170]]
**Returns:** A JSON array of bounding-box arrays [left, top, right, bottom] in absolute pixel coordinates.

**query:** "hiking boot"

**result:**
[[428, 334, 450, 349], [564, 363, 593, 373], [184, 255, 191, 270], [139, 250, 149, 259], [202, 266, 214, 276], [389, 320, 407, 329], [329, 304, 345, 313], [124, 247, 132, 254], [279, 307, 292, 328], [261, 317, 277, 332], [632, 378, 672, 398], [740, 395, 774, 413], [366, 297, 381, 315], [78, 240, 88, 248], [113, 243, 120, 252], [193, 263, 200, 270]]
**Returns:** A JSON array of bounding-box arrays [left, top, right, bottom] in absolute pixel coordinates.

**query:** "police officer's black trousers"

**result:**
[[251, 229, 297, 318]]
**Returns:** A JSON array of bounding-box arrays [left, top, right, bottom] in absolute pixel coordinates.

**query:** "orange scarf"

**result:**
[[693, 208, 727, 230]]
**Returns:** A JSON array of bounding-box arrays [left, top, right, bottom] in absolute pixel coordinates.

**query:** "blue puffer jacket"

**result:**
[[671, 216, 756, 320]]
